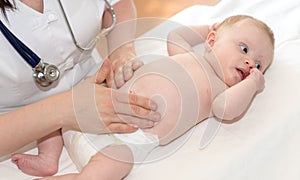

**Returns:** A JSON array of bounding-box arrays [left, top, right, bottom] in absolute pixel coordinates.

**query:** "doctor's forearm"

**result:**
[[105, 0, 137, 54], [0, 92, 73, 156]]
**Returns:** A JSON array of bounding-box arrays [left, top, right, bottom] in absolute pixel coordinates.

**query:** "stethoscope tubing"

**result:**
[[0, 19, 60, 87], [0, 20, 40, 68], [0, 0, 116, 65], [58, 0, 116, 51], [0, 0, 116, 87]]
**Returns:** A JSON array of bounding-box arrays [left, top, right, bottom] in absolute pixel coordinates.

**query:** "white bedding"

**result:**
[[1, 0, 300, 179]]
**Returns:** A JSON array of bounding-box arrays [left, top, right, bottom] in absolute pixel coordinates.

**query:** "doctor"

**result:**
[[0, 0, 161, 157]]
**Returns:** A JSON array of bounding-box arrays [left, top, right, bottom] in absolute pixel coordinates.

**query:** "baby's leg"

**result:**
[[41, 145, 133, 180], [12, 130, 63, 176]]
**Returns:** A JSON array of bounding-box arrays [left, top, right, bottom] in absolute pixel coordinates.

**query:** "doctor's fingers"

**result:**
[[114, 90, 158, 111], [112, 115, 156, 129], [112, 104, 161, 128], [123, 60, 144, 81], [111, 92, 161, 121], [114, 60, 144, 88], [114, 67, 125, 88], [95, 59, 111, 84], [105, 71, 114, 88], [97, 108, 158, 130], [106, 123, 138, 133]]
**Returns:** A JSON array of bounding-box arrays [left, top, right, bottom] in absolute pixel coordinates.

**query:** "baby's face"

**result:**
[[206, 19, 274, 87]]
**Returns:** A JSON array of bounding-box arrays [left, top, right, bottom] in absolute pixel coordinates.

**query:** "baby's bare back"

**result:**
[[119, 53, 215, 145]]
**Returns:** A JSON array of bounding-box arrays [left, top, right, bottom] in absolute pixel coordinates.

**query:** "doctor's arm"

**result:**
[[212, 68, 265, 120], [0, 61, 160, 156], [0, 92, 70, 156], [103, 0, 142, 88]]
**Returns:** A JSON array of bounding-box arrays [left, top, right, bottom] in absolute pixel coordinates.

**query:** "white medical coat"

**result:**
[[0, 0, 119, 113]]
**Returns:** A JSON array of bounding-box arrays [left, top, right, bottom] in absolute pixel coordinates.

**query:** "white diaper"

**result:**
[[63, 129, 159, 171], [113, 129, 160, 164]]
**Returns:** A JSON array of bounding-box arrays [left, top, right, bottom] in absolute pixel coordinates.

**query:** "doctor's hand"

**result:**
[[71, 60, 160, 134], [106, 43, 144, 88]]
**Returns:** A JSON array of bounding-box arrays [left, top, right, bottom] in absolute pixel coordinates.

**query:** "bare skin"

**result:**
[[20, 0, 43, 13], [43, 17, 273, 180], [7, 0, 156, 177], [11, 131, 62, 176], [15, 16, 274, 180]]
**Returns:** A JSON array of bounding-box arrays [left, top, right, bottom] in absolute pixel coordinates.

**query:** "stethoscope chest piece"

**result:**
[[0, 20, 60, 87], [1, 0, 116, 88], [33, 62, 60, 87]]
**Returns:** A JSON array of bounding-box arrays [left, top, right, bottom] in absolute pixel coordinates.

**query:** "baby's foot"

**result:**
[[11, 153, 58, 177]]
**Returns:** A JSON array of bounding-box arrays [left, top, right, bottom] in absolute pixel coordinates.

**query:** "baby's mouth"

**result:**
[[236, 68, 248, 80]]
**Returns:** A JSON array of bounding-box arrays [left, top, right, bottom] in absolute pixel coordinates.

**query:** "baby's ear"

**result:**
[[205, 31, 216, 51]]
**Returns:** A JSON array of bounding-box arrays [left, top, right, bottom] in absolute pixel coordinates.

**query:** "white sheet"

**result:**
[[1, 0, 300, 179]]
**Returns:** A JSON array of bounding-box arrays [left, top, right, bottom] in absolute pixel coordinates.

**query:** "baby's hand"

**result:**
[[246, 68, 265, 92]]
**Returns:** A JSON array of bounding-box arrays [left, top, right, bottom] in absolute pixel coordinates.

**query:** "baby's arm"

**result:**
[[167, 25, 210, 56], [212, 68, 265, 120]]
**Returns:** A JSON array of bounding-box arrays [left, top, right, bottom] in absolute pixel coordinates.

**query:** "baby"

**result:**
[[13, 15, 274, 179]]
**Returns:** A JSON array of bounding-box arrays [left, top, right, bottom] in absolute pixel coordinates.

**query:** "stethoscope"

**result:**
[[0, 0, 116, 87]]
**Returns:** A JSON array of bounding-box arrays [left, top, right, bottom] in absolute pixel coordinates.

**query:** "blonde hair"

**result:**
[[217, 15, 275, 48]]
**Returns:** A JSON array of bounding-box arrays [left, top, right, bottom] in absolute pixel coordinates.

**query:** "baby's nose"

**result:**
[[244, 58, 255, 69]]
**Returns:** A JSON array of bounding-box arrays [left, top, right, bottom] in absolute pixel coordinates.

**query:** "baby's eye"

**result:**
[[255, 63, 261, 70], [240, 45, 248, 53]]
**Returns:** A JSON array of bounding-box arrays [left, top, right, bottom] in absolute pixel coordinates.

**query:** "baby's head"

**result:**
[[204, 15, 275, 87], [216, 15, 274, 49]]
